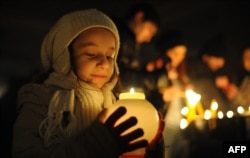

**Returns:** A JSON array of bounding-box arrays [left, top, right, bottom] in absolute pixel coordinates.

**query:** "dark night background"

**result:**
[[1, 0, 250, 82], [1, 0, 250, 157]]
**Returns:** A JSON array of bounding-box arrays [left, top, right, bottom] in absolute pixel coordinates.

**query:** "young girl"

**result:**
[[12, 9, 163, 158]]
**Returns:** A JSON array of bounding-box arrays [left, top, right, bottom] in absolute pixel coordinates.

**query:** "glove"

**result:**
[[99, 106, 148, 154]]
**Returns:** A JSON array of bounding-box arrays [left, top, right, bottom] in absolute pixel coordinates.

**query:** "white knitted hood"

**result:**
[[40, 8, 120, 75]]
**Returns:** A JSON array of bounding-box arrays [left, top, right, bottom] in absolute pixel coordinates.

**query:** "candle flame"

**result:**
[[180, 118, 188, 129], [226, 111, 234, 118], [211, 100, 218, 110], [204, 110, 211, 120], [217, 111, 224, 119], [129, 88, 135, 94], [237, 106, 245, 114], [185, 90, 201, 106], [181, 107, 189, 116]]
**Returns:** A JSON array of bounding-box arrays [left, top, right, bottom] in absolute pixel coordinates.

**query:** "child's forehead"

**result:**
[[71, 28, 116, 53], [79, 27, 114, 36], [74, 27, 116, 43], [71, 27, 114, 43]]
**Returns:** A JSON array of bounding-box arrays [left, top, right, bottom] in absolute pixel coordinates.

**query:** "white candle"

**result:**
[[119, 88, 145, 100]]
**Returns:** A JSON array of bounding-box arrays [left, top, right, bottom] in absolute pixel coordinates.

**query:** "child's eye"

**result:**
[[106, 56, 114, 61], [85, 52, 96, 58]]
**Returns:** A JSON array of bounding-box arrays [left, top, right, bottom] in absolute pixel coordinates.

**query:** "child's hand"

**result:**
[[99, 106, 148, 154]]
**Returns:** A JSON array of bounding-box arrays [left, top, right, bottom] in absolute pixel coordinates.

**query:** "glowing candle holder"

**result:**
[[184, 90, 204, 124], [206, 99, 218, 130], [210, 99, 218, 119], [104, 88, 160, 157]]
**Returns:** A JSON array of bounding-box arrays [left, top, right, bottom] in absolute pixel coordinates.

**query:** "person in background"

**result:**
[[186, 33, 234, 113], [215, 42, 250, 110], [145, 30, 191, 113], [213, 43, 250, 152], [12, 9, 164, 158], [112, 2, 161, 91], [145, 30, 191, 158]]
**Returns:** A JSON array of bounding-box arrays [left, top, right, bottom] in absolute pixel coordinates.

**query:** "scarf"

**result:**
[[39, 71, 117, 147]]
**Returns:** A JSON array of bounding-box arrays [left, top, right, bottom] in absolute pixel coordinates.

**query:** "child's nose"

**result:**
[[97, 55, 109, 68]]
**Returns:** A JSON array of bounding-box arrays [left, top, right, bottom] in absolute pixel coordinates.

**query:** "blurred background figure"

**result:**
[[144, 30, 191, 158], [215, 42, 250, 110], [112, 2, 161, 92], [186, 33, 234, 113], [215, 53, 250, 142]]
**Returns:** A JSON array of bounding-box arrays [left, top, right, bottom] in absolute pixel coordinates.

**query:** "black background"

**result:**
[[1, 0, 250, 80]]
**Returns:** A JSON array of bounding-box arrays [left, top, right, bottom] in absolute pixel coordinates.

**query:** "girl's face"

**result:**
[[166, 45, 187, 68], [70, 28, 116, 88]]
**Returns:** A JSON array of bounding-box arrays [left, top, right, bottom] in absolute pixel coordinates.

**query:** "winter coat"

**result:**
[[12, 83, 120, 158]]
